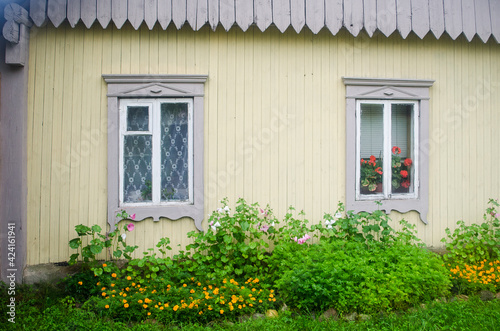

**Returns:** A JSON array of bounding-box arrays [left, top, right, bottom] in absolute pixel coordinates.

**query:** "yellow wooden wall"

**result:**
[[26, 23, 500, 265]]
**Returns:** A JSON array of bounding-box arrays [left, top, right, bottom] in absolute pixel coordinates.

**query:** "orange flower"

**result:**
[[111, 273, 117, 278], [78, 281, 83, 285], [102, 263, 107, 267], [220, 309, 224, 314], [127, 276, 132, 280], [105, 305, 109, 309], [124, 303, 129, 308]]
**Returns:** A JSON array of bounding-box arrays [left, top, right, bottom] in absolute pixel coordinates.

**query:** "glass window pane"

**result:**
[[161, 103, 189, 201], [123, 135, 153, 202], [391, 104, 414, 194], [360, 104, 384, 194], [127, 106, 149, 131]]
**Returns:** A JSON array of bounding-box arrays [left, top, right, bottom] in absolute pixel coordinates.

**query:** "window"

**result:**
[[343, 78, 434, 224], [104, 75, 207, 231]]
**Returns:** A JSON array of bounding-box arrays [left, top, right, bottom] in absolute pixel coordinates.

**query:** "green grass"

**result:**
[[1, 283, 499, 330]]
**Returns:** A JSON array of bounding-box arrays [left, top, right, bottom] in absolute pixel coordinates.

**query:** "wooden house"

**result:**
[[1, 0, 499, 283]]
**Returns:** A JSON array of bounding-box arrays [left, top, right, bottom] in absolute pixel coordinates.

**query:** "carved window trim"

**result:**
[[343, 77, 434, 224], [103, 75, 207, 231]]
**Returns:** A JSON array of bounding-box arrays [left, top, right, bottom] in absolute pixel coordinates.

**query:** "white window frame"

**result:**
[[104, 75, 207, 231], [355, 100, 419, 201], [119, 98, 194, 206], [343, 77, 434, 224]]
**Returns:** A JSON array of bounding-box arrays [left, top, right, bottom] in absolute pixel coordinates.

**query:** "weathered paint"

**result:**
[[25, 24, 500, 266]]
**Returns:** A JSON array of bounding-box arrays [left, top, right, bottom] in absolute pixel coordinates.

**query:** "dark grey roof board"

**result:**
[[26, 0, 500, 43]]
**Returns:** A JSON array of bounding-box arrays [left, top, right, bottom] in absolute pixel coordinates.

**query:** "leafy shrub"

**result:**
[[68, 210, 138, 266], [173, 198, 279, 281], [441, 199, 500, 265], [446, 259, 500, 294], [274, 240, 451, 314]]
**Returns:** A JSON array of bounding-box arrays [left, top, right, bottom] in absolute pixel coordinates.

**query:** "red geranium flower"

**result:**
[[400, 170, 408, 178], [375, 167, 383, 175], [392, 146, 401, 155], [404, 158, 412, 167], [369, 155, 376, 162], [401, 180, 410, 188]]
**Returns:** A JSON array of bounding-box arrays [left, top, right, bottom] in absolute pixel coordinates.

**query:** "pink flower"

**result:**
[[130, 213, 136, 220], [258, 208, 268, 219], [127, 223, 135, 232], [495, 213, 500, 219], [260, 224, 270, 232]]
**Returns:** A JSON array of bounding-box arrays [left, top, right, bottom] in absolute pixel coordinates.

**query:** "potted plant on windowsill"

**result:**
[[360, 155, 383, 193], [391, 146, 412, 193]]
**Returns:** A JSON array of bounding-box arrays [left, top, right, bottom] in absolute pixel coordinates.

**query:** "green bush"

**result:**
[[441, 199, 500, 265], [173, 198, 279, 281], [273, 240, 451, 314]]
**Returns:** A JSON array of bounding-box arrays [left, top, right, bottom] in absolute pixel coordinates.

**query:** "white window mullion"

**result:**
[[152, 99, 162, 204], [188, 101, 194, 204], [355, 101, 362, 199], [383, 101, 391, 198]]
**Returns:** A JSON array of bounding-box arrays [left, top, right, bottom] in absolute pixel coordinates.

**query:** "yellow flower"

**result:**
[[111, 284, 115, 287], [124, 303, 129, 308], [183, 284, 187, 287], [173, 305, 179, 311], [220, 309, 224, 314], [199, 311, 203, 315], [102, 292, 106, 297], [197, 282, 201, 286], [127, 276, 132, 280], [190, 289, 195, 294], [132, 283, 136, 286], [143, 304, 148, 309], [101, 287, 106, 291], [122, 299, 127, 304], [147, 312, 151, 316], [78, 281, 83, 285], [111, 273, 117, 278], [160, 306, 164, 310]]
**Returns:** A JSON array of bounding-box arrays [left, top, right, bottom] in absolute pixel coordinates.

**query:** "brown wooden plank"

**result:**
[[428, 0, 445, 39], [128, 0, 145, 29], [145, 0, 158, 29], [396, 0, 411, 38], [30, 0, 47, 27], [81, 0, 97, 28], [235, 0, 252, 31], [411, 0, 430, 39], [220, 0, 235, 31], [325, 0, 342, 34], [158, 0, 172, 29], [67, 0, 81, 27], [97, 0, 112, 28], [306, 0, 324, 34], [112, 0, 128, 29]]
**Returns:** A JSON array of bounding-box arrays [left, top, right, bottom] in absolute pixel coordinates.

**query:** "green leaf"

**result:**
[[91, 225, 102, 233], [113, 250, 123, 258], [90, 245, 102, 254], [69, 238, 81, 249]]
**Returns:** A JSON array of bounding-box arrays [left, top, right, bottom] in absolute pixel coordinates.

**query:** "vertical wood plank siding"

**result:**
[[26, 24, 500, 265]]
